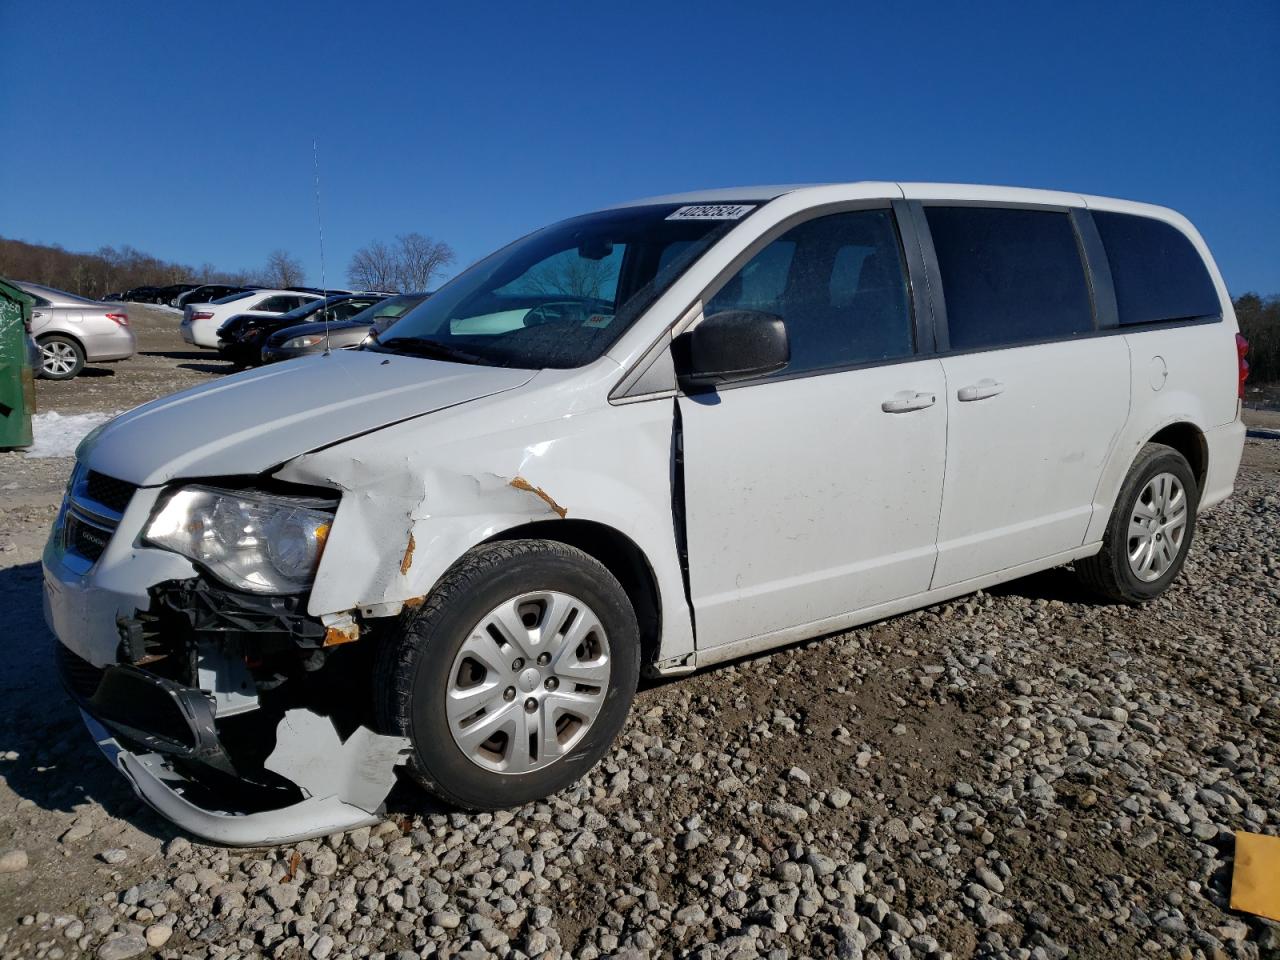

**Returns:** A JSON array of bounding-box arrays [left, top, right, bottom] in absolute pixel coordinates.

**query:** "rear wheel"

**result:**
[[375, 540, 640, 809], [1076, 443, 1198, 603], [37, 335, 85, 380]]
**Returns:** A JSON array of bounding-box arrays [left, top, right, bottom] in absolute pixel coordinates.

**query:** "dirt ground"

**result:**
[[0, 306, 1277, 960]]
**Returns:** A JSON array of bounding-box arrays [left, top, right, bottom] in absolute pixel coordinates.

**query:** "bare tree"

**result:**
[[519, 255, 615, 300], [394, 233, 455, 292], [347, 240, 400, 291], [263, 250, 306, 288]]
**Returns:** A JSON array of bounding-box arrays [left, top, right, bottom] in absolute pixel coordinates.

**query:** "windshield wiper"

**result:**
[[377, 336, 488, 366]]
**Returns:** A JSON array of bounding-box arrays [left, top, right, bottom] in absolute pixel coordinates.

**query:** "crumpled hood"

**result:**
[[82, 350, 535, 486]]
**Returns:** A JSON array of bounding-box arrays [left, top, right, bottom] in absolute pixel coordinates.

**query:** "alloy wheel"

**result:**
[[41, 341, 78, 377], [1127, 472, 1188, 582], [446, 590, 611, 775]]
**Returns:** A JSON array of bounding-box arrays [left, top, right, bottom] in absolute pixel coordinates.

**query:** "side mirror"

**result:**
[[677, 310, 789, 388]]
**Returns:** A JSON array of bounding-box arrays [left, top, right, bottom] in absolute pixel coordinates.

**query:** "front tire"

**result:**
[[1076, 442, 1199, 603], [375, 540, 640, 810], [37, 335, 85, 379]]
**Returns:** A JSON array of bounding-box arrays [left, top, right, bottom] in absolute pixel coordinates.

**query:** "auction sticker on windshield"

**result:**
[[666, 204, 755, 220]]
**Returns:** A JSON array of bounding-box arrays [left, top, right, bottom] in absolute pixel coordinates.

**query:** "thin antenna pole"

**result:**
[[312, 138, 330, 354]]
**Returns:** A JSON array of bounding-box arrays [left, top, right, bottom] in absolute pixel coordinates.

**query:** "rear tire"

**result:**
[[1075, 442, 1199, 604], [375, 540, 640, 810], [37, 335, 85, 380]]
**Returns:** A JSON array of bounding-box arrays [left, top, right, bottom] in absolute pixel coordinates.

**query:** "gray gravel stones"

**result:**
[[0, 850, 27, 874], [95, 934, 147, 960]]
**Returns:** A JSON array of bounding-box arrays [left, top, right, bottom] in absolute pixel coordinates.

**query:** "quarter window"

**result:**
[[925, 207, 1094, 350], [705, 210, 914, 376], [1092, 211, 1220, 326]]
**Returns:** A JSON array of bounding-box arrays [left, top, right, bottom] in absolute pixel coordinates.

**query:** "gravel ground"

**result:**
[[1, 307, 1277, 960]]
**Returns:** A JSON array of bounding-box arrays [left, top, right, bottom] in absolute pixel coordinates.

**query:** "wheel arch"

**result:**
[[36, 329, 86, 350], [483, 518, 663, 671], [1146, 421, 1209, 495]]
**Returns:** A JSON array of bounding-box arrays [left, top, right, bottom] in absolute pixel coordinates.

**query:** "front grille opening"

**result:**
[[67, 514, 112, 562], [84, 471, 137, 514]]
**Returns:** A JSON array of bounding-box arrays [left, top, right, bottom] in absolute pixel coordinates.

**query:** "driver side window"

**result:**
[[706, 209, 914, 378]]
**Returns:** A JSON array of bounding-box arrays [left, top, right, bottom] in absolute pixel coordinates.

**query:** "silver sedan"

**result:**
[[15, 281, 137, 379]]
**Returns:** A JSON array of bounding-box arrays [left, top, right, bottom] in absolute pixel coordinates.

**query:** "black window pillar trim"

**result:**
[[1070, 209, 1120, 330], [898, 200, 950, 354], [891, 199, 937, 356]]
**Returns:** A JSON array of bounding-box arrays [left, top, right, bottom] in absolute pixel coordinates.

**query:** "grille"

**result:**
[[84, 471, 137, 514], [67, 513, 112, 562]]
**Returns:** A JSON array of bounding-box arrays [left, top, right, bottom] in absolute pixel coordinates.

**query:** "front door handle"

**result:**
[[957, 379, 1005, 402], [881, 390, 937, 414]]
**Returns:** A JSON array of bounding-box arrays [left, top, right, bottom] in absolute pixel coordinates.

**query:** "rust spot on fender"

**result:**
[[324, 621, 360, 646], [400, 533, 416, 575], [509, 476, 568, 519], [403, 596, 425, 610]]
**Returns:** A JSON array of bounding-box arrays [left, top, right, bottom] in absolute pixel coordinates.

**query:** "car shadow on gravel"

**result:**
[[0, 560, 178, 839], [986, 565, 1103, 605]]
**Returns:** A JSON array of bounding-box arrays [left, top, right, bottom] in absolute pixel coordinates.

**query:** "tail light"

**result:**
[[105, 312, 129, 326], [1236, 333, 1250, 399], [192, 311, 214, 321]]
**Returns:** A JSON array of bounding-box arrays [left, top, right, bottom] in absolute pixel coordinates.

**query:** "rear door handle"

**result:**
[[881, 390, 937, 414], [957, 379, 1004, 402]]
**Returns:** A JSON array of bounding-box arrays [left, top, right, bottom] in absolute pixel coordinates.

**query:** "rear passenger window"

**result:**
[[1092, 211, 1220, 326], [925, 207, 1094, 350], [706, 210, 913, 376]]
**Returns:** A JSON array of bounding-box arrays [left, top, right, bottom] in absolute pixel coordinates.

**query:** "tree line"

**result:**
[[0, 231, 456, 299], [1236, 293, 1280, 386]]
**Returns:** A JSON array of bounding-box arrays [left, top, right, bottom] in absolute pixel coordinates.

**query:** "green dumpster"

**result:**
[[0, 278, 36, 450]]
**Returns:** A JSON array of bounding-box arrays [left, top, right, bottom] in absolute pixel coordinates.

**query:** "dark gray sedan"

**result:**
[[260, 293, 429, 363]]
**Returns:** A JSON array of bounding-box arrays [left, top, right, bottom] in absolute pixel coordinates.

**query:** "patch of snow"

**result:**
[[25, 410, 120, 459]]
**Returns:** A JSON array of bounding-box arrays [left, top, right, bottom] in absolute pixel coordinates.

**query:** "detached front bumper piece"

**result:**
[[82, 708, 409, 846], [63, 648, 410, 846]]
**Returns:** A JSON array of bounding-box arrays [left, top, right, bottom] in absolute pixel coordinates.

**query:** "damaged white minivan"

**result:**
[[45, 182, 1248, 844]]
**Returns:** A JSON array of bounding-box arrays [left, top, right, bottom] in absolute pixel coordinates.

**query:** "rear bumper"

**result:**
[[1200, 417, 1247, 512]]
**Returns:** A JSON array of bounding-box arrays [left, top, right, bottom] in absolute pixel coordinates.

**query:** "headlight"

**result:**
[[144, 486, 335, 594], [282, 335, 324, 349]]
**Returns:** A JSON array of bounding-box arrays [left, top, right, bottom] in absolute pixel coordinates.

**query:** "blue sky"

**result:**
[[2, 1, 1276, 294]]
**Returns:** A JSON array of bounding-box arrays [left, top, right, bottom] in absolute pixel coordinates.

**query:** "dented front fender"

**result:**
[[276, 368, 695, 664]]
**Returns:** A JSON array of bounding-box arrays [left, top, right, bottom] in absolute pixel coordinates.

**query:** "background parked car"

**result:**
[[155, 282, 201, 306], [261, 292, 430, 363], [175, 284, 259, 310], [122, 285, 164, 303], [217, 293, 388, 367], [181, 289, 323, 348], [14, 280, 136, 380]]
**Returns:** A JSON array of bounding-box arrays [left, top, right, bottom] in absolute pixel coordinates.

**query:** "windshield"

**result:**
[[369, 203, 756, 368], [351, 293, 430, 333]]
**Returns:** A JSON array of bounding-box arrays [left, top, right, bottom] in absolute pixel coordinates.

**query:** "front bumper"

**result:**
[[80, 706, 407, 846], [216, 338, 262, 366], [45, 495, 410, 846]]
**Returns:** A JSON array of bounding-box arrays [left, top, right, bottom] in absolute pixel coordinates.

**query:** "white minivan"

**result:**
[[44, 183, 1248, 844]]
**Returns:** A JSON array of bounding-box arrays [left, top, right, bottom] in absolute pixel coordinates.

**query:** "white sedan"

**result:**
[[181, 289, 323, 348]]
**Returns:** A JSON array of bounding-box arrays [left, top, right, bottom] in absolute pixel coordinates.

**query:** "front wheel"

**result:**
[[1075, 442, 1199, 603], [375, 540, 640, 809]]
